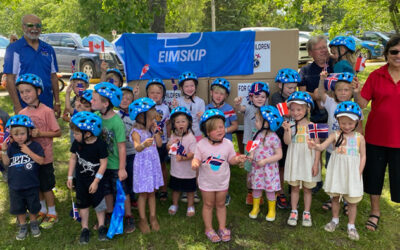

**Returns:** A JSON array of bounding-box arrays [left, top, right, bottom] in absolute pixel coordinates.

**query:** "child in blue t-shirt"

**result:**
[[1, 115, 44, 240]]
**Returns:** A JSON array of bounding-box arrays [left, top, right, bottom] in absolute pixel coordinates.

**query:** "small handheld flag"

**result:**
[[71, 60, 76, 73], [355, 55, 366, 73], [169, 142, 178, 155], [77, 83, 85, 96], [69, 190, 81, 222], [139, 64, 150, 79], [171, 78, 178, 91], [308, 123, 329, 139], [276, 102, 289, 117], [324, 73, 339, 91], [246, 139, 260, 153], [223, 110, 236, 119], [88, 40, 105, 53]]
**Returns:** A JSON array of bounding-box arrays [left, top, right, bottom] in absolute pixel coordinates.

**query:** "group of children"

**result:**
[[1, 35, 368, 243]]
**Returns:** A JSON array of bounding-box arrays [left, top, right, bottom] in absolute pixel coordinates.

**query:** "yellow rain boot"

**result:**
[[249, 197, 261, 219], [266, 200, 276, 222]]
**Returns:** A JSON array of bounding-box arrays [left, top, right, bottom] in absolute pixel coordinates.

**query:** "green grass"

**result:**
[[0, 68, 399, 249]]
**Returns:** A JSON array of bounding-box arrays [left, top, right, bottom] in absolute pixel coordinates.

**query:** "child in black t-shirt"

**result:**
[[66, 111, 108, 244], [1, 115, 45, 240]]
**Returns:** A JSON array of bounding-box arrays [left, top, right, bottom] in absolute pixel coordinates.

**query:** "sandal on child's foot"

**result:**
[[186, 206, 195, 217], [159, 192, 168, 201], [150, 216, 160, 232], [138, 219, 150, 234], [343, 202, 349, 216], [218, 228, 231, 242], [168, 205, 178, 215], [322, 199, 332, 211], [205, 229, 221, 243]]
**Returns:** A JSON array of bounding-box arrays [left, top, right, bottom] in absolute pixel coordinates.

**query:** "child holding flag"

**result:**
[[271, 68, 300, 209], [66, 112, 108, 244], [62, 72, 90, 123], [0, 107, 10, 181]]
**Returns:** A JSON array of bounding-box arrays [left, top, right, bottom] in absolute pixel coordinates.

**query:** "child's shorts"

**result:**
[[75, 177, 105, 209], [9, 187, 40, 215], [169, 176, 196, 192], [327, 193, 363, 204], [157, 143, 169, 162], [287, 180, 316, 189], [103, 169, 129, 196], [39, 163, 56, 192]]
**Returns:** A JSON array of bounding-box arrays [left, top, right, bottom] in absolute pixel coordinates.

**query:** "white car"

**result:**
[[0, 35, 10, 72]]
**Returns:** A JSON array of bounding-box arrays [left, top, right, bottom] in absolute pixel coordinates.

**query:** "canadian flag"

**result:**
[[88, 41, 105, 53], [246, 139, 260, 153], [355, 55, 366, 72], [276, 102, 289, 117], [140, 64, 150, 79]]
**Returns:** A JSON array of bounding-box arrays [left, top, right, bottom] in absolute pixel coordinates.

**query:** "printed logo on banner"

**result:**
[[253, 41, 271, 73], [237, 83, 252, 105]]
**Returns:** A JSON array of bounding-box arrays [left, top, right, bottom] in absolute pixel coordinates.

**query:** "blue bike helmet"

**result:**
[[80, 89, 93, 103], [199, 109, 225, 136], [170, 106, 192, 121], [16, 73, 44, 93], [249, 81, 270, 96], [329, 36, 356, 52], [94, 82, 123, 108], [211, 78, 231, 94], [275, 68, 301, 84], [6, 114, 35, 129], [70, 72, 89, 84], [334, 101, 362, 120], [128, 97, 156, 121], [287, 91, 314, 109], [178, 71, 198, 86], [146, 78, 166, 98], [259, 106, 284, 132], [71, 111, 102, 136], [106, 68, 124, 84], [324, 72, 354, 91]]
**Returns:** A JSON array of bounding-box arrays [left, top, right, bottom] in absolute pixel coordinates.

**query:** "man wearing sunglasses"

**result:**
[[3, 14, 60, 118]]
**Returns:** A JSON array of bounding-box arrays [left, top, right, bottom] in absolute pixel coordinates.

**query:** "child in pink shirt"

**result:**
[[192, 109, 246, 243]]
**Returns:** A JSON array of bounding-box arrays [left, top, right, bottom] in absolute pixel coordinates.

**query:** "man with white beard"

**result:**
[[3, 14, 60, 117]]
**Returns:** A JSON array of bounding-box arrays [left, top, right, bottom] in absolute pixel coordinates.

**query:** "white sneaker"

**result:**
[[287, 211, 298, 226], [302, 212, 312, 227]]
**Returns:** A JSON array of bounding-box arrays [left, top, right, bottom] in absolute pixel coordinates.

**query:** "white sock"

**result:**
[[40, 200, 47, 214], [332, 217, 339, 224], [48, 206, 56, 216], [291, 209, 298, 214], [347, 223, 355, 230]]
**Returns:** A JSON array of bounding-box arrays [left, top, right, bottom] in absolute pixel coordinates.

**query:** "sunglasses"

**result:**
[[389, 50, 400, 55], [24, 23, 42, 29]]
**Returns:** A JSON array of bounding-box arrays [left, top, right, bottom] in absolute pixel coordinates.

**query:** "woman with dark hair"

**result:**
[[353, 34, 400, 231]]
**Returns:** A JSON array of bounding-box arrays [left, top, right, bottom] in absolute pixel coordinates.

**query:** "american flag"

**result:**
[[171, 78, 178, 91], [139, 64, 150, 79], [276, 102, 289, 117], [246, 139, 260, 153], [324, 73, 339, 91], [308, 123, 329, 139], [355, 55, 366, 72]]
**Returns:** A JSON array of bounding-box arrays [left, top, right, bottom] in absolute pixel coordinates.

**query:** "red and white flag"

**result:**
[[139, 64, 150, 79], [355, 55, 366, 72], [246, 139, 260, 153], [169, 142, 179, 155], [88, 41, 105, 53], [224, 110, 236, 119], [276, 102, 289, 117]]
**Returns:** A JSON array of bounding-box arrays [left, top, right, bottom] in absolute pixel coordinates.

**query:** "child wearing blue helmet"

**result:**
[[248, 106, 283, 222], [129, 97, 163, 234], [1, 115, 45, 240], [100, 61, 124, 87], [146, 78, 171, 201], [63, 72, 90, 123], [329, 36, 356, 74], [308, 101, 366, 241], [67, 111, 108, 243], [282, 91, 321, 228]]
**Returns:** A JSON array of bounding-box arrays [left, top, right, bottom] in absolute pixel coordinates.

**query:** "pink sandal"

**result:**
[[218, 228, 231, 242], [205, 229, 221, 243]]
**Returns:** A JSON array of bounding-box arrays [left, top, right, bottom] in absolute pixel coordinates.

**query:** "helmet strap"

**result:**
[[207, 135, 223, 145]]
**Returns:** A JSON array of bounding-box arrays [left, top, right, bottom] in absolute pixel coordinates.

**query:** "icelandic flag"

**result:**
[[89, 40, 105, 53], [276, 102, 289, 117], [0, 127, 10, 150], [69, 200, 81, 222], [245, 139, 260, 153], [355, 55, 366, 72], [324, 73, 339, 91], [169, 141, 186, 156], [155, 118, 166, 134], [77, 83, 85, 96], [139, 64, 150, 79], [171, 78, 178, 91], [223, 110, 236, 119], [308, 123, 329, 139], [107, 180, 126, 239]]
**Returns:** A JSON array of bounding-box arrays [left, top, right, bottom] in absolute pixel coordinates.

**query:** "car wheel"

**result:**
[[81, 61, 95, 79]]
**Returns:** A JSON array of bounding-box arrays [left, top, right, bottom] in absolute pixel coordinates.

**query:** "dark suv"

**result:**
[[40, 33, 123, 78]]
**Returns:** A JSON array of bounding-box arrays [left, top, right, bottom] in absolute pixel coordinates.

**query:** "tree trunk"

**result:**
[[389, 0, 400, 33], [150, 0, 167, 33]]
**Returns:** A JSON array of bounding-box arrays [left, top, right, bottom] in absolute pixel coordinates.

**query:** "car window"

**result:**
[[60, 36, 76, 47], [46, 35, 61, 46]]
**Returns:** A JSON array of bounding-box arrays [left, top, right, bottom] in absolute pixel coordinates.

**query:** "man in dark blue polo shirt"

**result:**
[[3, 14, 61, 117]]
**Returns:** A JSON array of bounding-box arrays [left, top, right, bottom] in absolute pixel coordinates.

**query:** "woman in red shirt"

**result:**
[[354, 35, 400, 232]]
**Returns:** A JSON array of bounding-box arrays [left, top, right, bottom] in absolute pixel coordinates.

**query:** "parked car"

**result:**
[[40, 33, 123, 78], [82, 34, 114, 51], [240, 27, 311, 64], [0, 35, 10, 72], [351, 35, 384, 59], [357, 31, 390, 47]]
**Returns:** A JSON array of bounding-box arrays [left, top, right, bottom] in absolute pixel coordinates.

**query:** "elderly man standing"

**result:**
[[298, 35, 333, 194], [3, 14, 60, 117]]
